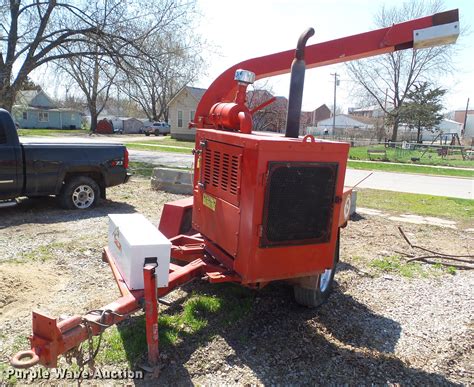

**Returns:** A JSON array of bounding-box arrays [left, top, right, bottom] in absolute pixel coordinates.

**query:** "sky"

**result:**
[[193, 0, 474, 113]]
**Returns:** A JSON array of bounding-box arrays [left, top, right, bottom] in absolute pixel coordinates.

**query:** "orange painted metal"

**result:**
[[338, 187, 353, 228], [143, 263, 159, 365], [195, 10, 458, 126], [193, 129, 349, 283], [158, 197, 194, 238], [12, 247, 240, 369], [11, 9, 459, 369]]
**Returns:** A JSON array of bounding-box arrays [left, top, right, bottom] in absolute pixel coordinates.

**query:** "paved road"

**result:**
[[345, 169, 473, 200], [129, 150, 473, 200], [19, 137, 474, 199]]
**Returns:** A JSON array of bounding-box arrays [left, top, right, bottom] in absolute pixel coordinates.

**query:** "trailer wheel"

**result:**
[[293, 232, 340, 308], [59, 176, 99, 210]]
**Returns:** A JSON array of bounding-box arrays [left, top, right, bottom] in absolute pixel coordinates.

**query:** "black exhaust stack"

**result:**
[[285, 28, 315, 138]]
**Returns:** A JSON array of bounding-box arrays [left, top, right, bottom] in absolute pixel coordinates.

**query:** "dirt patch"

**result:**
[[0, 262, 65, 316], [0, 178, 473, 385]]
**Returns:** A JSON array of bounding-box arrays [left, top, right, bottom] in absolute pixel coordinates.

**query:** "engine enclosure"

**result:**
[[192, 128, 349, 284]]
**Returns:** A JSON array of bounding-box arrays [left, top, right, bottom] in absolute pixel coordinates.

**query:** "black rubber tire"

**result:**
[[59, 176, 100, 210], [293, 232, 340, 308], [145, 132, 150, 136], [154, 130, 160, 136]]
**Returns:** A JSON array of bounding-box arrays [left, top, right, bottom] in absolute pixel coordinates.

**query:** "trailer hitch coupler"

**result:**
[[285, 27, 315, 138]]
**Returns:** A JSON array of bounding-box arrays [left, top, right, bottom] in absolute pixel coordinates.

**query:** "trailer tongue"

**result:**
[[11, 9, 459, 370]]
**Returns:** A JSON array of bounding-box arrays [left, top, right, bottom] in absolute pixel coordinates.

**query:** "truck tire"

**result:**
[[293, 232, 340, 308], [59, 176, 100, 210], [145, 132, 150, 136]]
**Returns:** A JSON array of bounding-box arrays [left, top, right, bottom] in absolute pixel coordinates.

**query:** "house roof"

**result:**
[[168, 86, 207, 107], [16, 89, 56, 108], [317, 114, 376, 127], [188, 87, 206, 101], [12, 105, 82, 113]]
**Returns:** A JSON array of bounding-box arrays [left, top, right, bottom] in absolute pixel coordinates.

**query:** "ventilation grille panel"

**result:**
[[201, 141, 242, 206]]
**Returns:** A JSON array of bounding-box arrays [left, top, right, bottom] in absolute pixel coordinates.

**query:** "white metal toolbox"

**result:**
[[108, 214, 171, 289]]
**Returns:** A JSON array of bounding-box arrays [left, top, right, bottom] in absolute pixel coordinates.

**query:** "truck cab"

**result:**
[[0, 108, 130, 209]]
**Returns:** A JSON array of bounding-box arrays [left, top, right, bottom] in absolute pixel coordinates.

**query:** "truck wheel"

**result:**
[[60, 176, 99, 210], [293, 232, 340, 308], [145, 132, 150, 136]]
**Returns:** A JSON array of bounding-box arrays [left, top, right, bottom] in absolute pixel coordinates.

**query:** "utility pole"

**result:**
[[331, 72, 339, 130], [462, 97, 470, 137]]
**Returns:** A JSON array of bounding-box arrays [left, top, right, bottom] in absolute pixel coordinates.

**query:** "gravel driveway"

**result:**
[[0, 178, 472, 385]]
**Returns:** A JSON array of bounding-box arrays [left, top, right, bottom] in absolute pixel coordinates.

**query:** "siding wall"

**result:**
[[13, 109, 82, 129], [169, 91, 197, 141]]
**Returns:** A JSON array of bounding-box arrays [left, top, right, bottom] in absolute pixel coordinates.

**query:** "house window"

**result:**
[[178, 110, 183, 128], [22, 111, 28, 120], [38, 111, 49, 122], [71, 113, 76, 121], [190, 110, 195, 121]]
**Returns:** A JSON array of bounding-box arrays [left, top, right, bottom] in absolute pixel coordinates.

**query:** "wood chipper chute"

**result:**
[[11, 9, 459, 370]]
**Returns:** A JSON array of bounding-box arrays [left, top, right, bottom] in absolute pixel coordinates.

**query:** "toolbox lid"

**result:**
[[108, 213, 171, 246]]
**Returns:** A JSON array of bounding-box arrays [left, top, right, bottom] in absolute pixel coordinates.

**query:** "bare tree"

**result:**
[[119, 5, 205, 122], [247, 82, 288, 132], [0, 0, 167, 111], [346, 0, 457, 141], [56, 47, 117, 132]]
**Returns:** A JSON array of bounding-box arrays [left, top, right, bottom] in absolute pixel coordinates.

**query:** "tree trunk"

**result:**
[[90, 109, 98, 133], [0, 87, 16, 112], [390, 116, 400, 142], [416, 122, 422, 143]]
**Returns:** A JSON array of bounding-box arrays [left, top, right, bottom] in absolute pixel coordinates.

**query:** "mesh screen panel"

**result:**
[[261, 162, 338, 247]]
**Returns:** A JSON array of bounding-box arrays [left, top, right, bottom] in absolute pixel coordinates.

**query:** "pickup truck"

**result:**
[[144, 122, 171, 136], [0, 109, 130, 209]]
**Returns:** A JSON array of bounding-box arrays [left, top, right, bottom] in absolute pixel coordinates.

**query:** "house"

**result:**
[[313, 114, 375, 134], [168, 86, 206, 140], [463, 114, 474, 139], [13, 90, 82, 129], [349, 104, 387, 118], [300, 104, 331, 134], [247, 90, 288, 133], [453, 109, 474, 125]]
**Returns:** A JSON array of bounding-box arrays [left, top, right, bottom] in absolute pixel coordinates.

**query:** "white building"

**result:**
[[308, 114, 375, 135]]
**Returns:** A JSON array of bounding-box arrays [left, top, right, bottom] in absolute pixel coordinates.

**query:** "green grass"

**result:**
[[357, 189, 474, 222], [94, 285, 254, 367], [128, 162, 192, 179], [348, 160, 473, 178], [368, 255, 447, 278], [18, 242, 68, 262], [157, 137, 195, 148], [124, 142, 193, 154], [18, 128, 88, 136], [349, 145, 474, 168], [7, 240, 93, 264], [128, 162, 156, 178], [369, 255, 457, 278]]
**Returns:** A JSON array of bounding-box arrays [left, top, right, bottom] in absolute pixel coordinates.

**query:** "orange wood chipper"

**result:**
[[11, 9, 459, 369]]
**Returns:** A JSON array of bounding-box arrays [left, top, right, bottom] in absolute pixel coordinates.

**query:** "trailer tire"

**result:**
[[293, 231, 339, 308], [59, 176, 99, 210]]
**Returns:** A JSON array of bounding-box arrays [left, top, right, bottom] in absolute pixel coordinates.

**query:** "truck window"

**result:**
[[0, 123, 6, 144]]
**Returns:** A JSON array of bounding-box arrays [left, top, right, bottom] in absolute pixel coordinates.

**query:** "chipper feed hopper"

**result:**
[[11, 9, 459, 369]]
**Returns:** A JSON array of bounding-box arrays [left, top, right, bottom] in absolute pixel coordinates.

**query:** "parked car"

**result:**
[[144, 122, 171, 136], [0, 109, 130, 209]]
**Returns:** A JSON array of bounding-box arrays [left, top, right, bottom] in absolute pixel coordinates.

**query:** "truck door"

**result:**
[[0, 116, 21, 198]]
